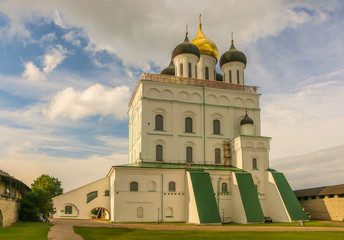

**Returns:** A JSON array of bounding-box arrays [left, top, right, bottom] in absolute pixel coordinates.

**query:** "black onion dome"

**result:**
[[160, 59, 175, 75], [216, 72, 223, 81], [172, 34, 200, 59], [240, 112, 254, 125], [220, 42, 247, 68]]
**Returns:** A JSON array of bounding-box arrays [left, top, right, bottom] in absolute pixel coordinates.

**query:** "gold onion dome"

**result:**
[[191, 22, 219, 60]]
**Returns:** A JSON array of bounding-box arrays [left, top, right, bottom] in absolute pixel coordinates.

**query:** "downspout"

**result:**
[[203, 86, 206, 165], [113, 179, 116, 222], [217, 179, 220, 207], [161, 174, 164, 222]]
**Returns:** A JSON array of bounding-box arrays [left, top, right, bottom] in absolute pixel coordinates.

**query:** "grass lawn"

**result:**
[[0, 222, 52, 240], [115, 221, 343, 228], [74, 227, 344, 240]]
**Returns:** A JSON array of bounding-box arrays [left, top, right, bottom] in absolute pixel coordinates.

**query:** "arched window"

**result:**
[[169, 181, 176, 192], [237, 70, 240, 84], [130, 182, 138, 192], [156, 145, 163, 161], [180, 63, 183, 76], [137, 206, 144, 218], [185, 117, 193, 133], [148, 181, 156, 192], [215, 148, 221, 164], [195, 65, 197, 78], [222, 182, 228, 192], [252, 158, 258, 169], [229, 70, 232, 83], [87, 191, 98, 203], [155, 115, 163, 131], [166, 207, 173, 218], [213, 119, 220, 134], [205, 67, 209, 80], [186, 146, 193, 162], [188, 63, 192, 78]]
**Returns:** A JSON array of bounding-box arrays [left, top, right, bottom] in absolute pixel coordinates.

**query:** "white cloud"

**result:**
[[22, 61, 46, 81], [271, 145, 344, 190], [261, 68, 344, 159], [0, 0, 338, 69], [43, 45, 68, 74], [43, 84, 130, 120], [62, 30, 83, 46]]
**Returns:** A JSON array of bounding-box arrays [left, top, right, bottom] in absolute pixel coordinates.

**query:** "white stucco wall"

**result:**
[[53, 177, 110, 219]]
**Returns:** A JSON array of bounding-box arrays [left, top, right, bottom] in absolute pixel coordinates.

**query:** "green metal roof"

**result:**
[[270, 170, 309, 221], [114, 162, 244, 172], [188, 171, 221, 224], [235, 172, 264, 222]]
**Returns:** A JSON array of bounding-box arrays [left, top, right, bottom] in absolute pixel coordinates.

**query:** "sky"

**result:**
[[0, 0, 343, 192]]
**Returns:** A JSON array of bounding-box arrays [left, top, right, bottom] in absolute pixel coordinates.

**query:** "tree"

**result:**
[[19, 188, 54, 221], [31, 174, 63, 197]]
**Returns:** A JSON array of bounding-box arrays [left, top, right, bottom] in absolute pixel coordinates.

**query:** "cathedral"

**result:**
[[53, 18, 309, 224]]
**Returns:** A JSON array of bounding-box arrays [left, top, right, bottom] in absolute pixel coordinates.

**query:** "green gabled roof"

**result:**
[[235, 172, 264, 222], [114, 162, 244, 171], [188, 171, 221, 224], [270, 170, 309, 221]]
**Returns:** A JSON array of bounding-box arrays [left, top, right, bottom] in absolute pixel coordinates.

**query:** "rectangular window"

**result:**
[[311, 196, 316, 199], [319, 195, 325, 199], [237, 70, 240, 84], [156, 145, 163, 161], [185, 117, 193, 133], [229, 70, 232, 83], [328, 194, 334, 198], [195, 65, 197, 78], [87, 191, 98, 203], [188, 63, 192, 78], [65, 205, 73, 214], [338, 194, 344, 198], [215, 148, 221, 164], [180, 63, 183, 76], [205, 67, 209, 80], [186, 146, 193, 162], [252, 158, 258, 169], [104, 190, 110, 196]]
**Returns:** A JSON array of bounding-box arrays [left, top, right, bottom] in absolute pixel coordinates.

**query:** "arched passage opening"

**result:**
[[91, 208, 110, 220], [0, 210, 3, 227]]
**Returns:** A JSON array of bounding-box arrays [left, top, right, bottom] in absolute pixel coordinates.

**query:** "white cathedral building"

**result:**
[[53, 20, 309, 224]]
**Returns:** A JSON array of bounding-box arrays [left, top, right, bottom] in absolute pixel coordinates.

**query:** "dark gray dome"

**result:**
[[240, 112, 254, 125], [216, 72, 223, 81], [160, 59, 175, 75], [220, 42, 247, 68], [172, 34, 200, 59]]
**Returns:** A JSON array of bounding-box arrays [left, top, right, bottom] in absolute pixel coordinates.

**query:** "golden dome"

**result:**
[[191, 23, 219, 60]]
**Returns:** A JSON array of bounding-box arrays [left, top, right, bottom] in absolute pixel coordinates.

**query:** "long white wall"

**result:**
[[53, 177, 110, 219]]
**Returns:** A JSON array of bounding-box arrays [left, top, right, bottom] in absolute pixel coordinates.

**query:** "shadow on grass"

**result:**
[[74, 227, 344, 240]]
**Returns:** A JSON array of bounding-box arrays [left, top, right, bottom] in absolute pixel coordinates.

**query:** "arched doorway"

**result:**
[[90, 208, 110, 220], [0, 210, 3, 227]]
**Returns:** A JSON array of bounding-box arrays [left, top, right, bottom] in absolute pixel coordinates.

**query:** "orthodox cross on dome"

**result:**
[[199, 14, 202, 28], [231, 32, 234, 43], [186, 25, 188, 35]]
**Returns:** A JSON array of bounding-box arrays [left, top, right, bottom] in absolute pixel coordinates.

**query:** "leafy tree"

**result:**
[[31, 174, 63, 197], [19, 188, 54, 221]]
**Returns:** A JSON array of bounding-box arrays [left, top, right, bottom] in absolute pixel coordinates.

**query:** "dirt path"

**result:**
[[48, 218, 344, 239]]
